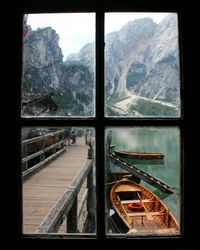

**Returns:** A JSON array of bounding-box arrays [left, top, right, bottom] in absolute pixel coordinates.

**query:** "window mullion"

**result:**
[[96, 10, 106, 239]]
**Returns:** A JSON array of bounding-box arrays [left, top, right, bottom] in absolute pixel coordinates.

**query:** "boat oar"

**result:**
[[137, 192, 153, 221], [116, 195, 132, 226]]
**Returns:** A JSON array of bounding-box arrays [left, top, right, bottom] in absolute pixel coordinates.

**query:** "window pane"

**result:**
[[105, 127, 181, 236], [105, 13, 181, 117], [22, 127, 96, 235], [22, 13, 95, 117]]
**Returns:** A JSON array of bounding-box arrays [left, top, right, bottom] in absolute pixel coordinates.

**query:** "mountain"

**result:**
[[22, 14, 180, 117], [67, 14, 180, 116], [105, 17, 157, 96], [67, 42, 95, 73], [23, 27, 63, 91], [104, 14, 180, 105], [133, 14, 180, 103], [22, 27, 94, 116]]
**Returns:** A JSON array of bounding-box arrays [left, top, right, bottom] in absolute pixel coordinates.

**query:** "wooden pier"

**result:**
[[23, 135, 95, 234], [109, 153, 173, 194]]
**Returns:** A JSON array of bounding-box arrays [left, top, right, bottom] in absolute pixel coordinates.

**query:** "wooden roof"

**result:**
[[22, 92, 58, 115]]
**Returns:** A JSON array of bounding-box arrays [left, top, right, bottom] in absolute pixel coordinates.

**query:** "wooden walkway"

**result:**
[[23, 137, 89, 233]]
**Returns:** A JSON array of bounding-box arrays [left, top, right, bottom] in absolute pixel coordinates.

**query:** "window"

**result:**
[[22, 126, 96, 234], [21, 13, 97, 236], [105, 127, 181, 236], [22, 13, 95, 117], [17, 7, 185, 242], [105, 13, 181, 118]]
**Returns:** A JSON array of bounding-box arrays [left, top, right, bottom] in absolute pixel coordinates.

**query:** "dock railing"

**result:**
[[35, 159, 94, 233], [22, 129, 65, 181]]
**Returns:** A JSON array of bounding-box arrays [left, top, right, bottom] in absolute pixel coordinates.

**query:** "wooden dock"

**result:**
[[109, 153, 173, 194], [23, 136, 92, 234]]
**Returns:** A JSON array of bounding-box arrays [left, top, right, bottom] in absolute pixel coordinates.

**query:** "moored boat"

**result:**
[[110, 178, 179, 235], [114, 150, 165, 159]]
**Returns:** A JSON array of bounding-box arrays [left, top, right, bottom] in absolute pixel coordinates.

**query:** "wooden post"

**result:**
[[67, 194, 78, 233], [106, 130, 112, 171], [87, 143, 93, 159], [85, 129, 88, 145], [87, 166, 93, 212], [84, 164, 96, 232], [36, 159, 92, 233], [61, 130, 65, 148], [40, 137, 45, 162], [23, 143, 28, 171], [53, 134, 56, 154]]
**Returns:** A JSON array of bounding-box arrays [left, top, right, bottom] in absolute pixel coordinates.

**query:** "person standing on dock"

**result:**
[[64, 127, 71, 146], [71, 127, 77, 145]]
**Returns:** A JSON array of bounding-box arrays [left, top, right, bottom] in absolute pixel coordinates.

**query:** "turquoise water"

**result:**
[[106, 127, 181, 224]]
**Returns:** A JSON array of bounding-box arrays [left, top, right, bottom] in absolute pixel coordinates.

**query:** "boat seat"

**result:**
[[121, 199, 154, 204], [128, 211, 165, 217]]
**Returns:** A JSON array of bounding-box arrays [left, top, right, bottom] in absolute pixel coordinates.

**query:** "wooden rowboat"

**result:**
[[114, 150, 165, 159], [110, 178, 179, 235]]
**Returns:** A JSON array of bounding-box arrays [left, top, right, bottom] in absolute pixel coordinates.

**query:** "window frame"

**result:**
[[8, 0, 197, 247]]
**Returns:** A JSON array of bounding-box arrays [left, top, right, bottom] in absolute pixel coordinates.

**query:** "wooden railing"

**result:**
[[36, 159, 95, 234], [22, 129, 65, 181], [109, 153, 173, 194]]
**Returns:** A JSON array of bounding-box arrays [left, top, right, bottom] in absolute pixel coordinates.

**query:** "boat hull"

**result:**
[[110, 178, 179, 235], [114, 150, 165, 159]]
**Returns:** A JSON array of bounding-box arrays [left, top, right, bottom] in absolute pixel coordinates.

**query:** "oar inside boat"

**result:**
[[110, 178, 179, 234], [137, 192, 153, 220], [116, 194, 132, 225]]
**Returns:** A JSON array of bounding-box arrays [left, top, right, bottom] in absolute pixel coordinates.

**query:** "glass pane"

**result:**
[[22, 127, 96, 235], [105, 127, 181, 237], [105, 13, 181, 117], [22, 13, 95, 117]]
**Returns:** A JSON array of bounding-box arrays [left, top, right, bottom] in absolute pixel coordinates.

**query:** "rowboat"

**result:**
[[114, 150, 165, 159], [110, 178, 179, 235]]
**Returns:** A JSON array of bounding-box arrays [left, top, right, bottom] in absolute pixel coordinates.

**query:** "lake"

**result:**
[[105, 127, 181, 227]]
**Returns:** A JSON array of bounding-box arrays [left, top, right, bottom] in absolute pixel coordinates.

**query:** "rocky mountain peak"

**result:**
[[104, 13, 180, 105], [22, 26, 94, 116], [23, 27, 63, 70], [22, 13, 180, 117], [145, 13, 179, 69]]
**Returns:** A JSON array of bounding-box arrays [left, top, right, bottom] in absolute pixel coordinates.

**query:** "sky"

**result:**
[[27, 13, 95, 60], [105, 12, 169, 34], [27, 12, 169, 61]]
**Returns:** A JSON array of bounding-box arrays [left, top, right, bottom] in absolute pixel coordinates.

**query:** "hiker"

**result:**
[[71, 128, 77, 145], [64, 127, 71, 146]]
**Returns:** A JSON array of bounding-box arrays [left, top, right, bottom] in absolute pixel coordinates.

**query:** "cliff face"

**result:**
[[22, 27, 94, 116], [67, 43, 95, 72], [105, 18, 157, 96], [68, 14, 180, 105], [22, 14, 180, 116], [134, 14, 180, 103], [23, 27, 63, 91], [104, 14, 180, 103]]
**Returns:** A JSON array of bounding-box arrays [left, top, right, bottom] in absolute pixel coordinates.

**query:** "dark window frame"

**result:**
[[7, 0, 198, 248]]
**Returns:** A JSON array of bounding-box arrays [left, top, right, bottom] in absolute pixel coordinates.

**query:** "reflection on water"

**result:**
[[106, 127, 181, 223]]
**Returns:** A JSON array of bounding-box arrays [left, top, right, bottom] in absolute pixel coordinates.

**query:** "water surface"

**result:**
[[106, 127, 181, 224]]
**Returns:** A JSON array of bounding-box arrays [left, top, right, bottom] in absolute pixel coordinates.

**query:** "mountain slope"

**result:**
[[22, 27, 94, 116]]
